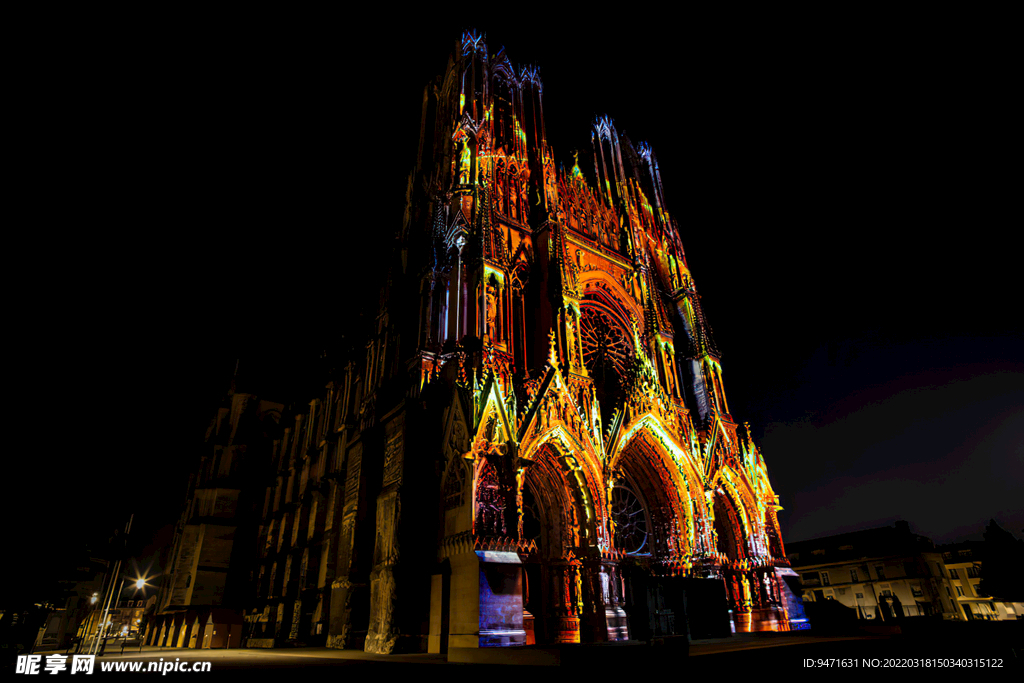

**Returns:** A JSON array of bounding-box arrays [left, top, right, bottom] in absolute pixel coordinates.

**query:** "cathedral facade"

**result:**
[[234, 31, 796, 654]]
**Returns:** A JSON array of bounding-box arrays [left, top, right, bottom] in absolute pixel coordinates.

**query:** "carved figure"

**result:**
[[458, 137, 471, 184], [565, 314, 578, 370], [496, 172, 505, 213], [485, 282, 499, 338]]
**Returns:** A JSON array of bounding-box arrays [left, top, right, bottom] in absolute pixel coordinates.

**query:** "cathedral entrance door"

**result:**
[[519, 464, 588, 645], [620, 562, 687, 642], [520, 483, 556, 645]]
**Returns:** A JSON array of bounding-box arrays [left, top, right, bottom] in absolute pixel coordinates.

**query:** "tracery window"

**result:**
[[611, 485, 649, 555], [443, 458, 467, 509], [580, 306, 635, 425]]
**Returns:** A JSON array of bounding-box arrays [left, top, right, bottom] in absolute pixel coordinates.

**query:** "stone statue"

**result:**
[[485, 282, 499, 339], [458, 137, 471, 184]]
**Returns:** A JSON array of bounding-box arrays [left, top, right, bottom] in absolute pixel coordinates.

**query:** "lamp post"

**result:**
[[88, 514, 133, 656], [129, 577, 150, 638]]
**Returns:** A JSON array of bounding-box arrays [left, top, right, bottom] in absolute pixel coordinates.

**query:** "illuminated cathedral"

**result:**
[[221, 31, 798, 655]]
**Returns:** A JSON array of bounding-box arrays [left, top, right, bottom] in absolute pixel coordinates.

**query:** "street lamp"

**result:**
[[88, 514, 134, 656]]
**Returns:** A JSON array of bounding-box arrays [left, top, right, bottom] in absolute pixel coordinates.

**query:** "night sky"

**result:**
[[8, 15, 1020, 608]]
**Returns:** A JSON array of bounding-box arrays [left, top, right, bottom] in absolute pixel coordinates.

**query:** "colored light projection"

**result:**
[[418, 30, 797, 644]]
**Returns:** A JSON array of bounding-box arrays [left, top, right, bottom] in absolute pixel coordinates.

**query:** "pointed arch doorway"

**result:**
[[519, 444, 584, 645]]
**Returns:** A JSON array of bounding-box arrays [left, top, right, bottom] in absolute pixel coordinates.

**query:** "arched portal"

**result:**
[[712, 486, 753, 617], [612, 426, 698, 641], [713, 489, 748, 565], [519, 442, 593, 645], [710, 484, 786, 630]]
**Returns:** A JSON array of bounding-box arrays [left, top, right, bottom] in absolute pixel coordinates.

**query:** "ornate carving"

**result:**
[[382, 417, 403, 487], [457, 136, 472, 185], [474, 461, 506, 536], [443, 458, 467, 510]]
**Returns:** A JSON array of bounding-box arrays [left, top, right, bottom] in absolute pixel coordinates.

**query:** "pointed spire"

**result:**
[[229, 358, 240, 394]]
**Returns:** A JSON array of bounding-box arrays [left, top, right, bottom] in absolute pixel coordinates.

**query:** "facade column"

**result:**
[[326, 436, 375, 650], [546, 556, 583, 643]]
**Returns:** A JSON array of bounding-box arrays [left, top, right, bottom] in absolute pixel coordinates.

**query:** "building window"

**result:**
[[966, 566, 980, 579], [875, 565, 886, 580], [949, 568, 958, 580], [880, 589, 893, 597], [973, 583, 986, 597], [955, 585, 964, 597], [855, 593, 864, 599], [850, 569, 859, 583], [911, 586, 923, 598]]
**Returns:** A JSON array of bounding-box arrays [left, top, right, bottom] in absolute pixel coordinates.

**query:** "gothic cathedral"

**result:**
[[212, 31, 798, 655], [315, 31, 797, 653]]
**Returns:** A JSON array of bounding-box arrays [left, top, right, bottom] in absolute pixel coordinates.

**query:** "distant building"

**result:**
[[787, 522, 959, 621], [105, 594, 146, 638], [939, 542, 1023, 621], [80, 592, 145, 641], [789, 522, 1024, 623], [35, 551, 109, 651]]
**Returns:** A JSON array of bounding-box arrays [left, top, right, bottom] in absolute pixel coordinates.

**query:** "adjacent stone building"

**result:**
[[148, 386, 283, 649], [244, 376, 359, 647]]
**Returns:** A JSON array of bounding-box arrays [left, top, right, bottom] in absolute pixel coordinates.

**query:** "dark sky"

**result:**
[[8, 14, 1020, 607]]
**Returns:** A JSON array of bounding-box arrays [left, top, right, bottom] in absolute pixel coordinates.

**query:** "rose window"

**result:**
[[580, 306, 634, 424], [580, 308, 633, 381], [611, 485, 649, 555]]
